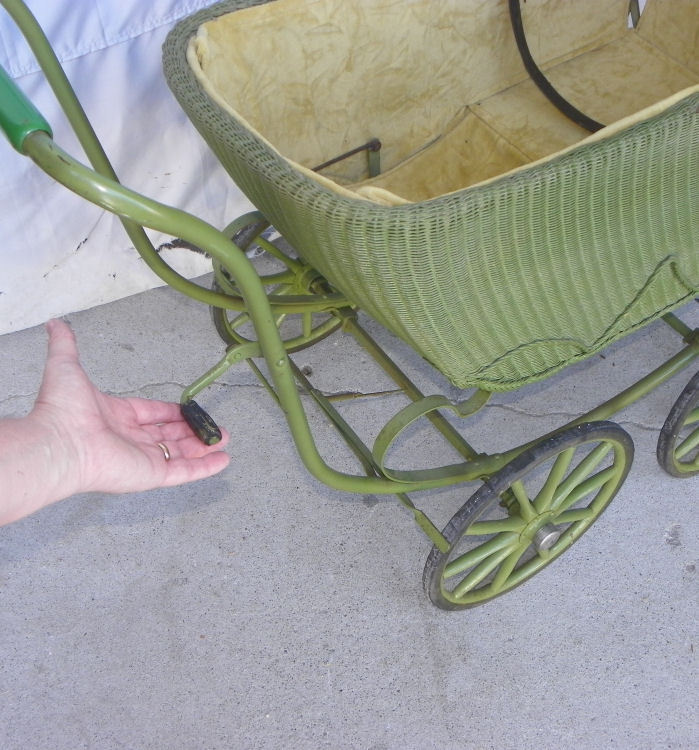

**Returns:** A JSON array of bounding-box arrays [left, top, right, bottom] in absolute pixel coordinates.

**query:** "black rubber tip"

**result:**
[[181, 400, 222, 446]]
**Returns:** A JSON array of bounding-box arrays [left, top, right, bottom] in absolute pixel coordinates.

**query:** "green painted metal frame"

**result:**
[[1, 0, 697, 552]]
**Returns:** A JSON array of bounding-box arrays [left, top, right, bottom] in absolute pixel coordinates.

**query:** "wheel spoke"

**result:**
[[444, 532, 518, 579], [684, 407, 699, 426], [551, 442, 612, 510], [555, 507, 595, 524], [534, 446, 576, 513], [675, 426, 699, 460], [490, 543, 529, 593], [229, 310, 252, 331], [302, 311, 313, 339], [255, 235, 302, 271], [555, 465, 618, 514], [466, 517, 525, 535], [511, 480, 536, 521], [452, 544, 519, 597]]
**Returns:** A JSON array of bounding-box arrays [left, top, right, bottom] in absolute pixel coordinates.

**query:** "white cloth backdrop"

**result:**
[[0, 0, 253, 334]]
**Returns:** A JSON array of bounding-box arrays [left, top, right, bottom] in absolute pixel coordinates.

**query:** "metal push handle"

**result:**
[[0, 0, 358, 474], [508, 0, 604, 132]]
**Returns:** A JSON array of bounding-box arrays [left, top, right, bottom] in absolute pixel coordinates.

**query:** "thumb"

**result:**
[[37, 319, 90, 406], [45, 319, 80, 363]]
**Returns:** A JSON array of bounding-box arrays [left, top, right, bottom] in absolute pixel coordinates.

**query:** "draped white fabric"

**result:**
[[0, 1, 252, 334]]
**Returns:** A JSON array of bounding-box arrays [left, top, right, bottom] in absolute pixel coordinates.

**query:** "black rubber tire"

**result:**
[[210, 280, 241, 347], [423, 421, 634, 610], [657, 371, 699, 478]]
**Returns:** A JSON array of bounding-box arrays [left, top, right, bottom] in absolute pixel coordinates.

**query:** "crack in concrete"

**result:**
[[483, 402, 661, 433], [0, 393, 38, 408], [107, 380, 264, 398], [42, 376, 662, 435]]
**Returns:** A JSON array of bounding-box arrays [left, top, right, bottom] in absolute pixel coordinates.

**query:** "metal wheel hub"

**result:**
[[533, 523, 563, 552], [519, 513, 561, 552]]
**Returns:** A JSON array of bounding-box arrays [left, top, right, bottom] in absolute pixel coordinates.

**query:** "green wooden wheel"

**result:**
[[211, 280, 342, 354], [423, 422, 634, 610], [211, 219, 343, 353], [657, 371, 699, 478]]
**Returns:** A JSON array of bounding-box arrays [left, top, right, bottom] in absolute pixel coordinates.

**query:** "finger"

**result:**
[[45, 319, 80, 362], [159, 451, 231, 487], [158, 432, 230, 462], [140, 420, 196, 442], [148, 421, 230, 445], [125, 397, 184, 425]]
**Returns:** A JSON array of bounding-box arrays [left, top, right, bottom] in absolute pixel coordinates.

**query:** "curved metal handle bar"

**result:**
[[508, 0, 603, 133], [1, 0, 482, 495], [22, 131, 496, 495], [0, 0, 344, 314]]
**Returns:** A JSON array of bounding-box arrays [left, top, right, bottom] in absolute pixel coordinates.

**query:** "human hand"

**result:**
[[0, 319, 230, 525], [34, 318, 231, 494]]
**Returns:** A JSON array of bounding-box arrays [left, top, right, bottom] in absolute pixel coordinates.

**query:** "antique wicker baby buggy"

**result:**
[[1, 0, 697, 609]]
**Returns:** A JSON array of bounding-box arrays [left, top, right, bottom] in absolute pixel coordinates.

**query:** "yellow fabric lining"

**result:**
[[187, 0, 698, 205]]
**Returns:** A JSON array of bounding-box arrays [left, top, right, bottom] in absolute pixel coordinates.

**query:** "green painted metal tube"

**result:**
[[21, 132, 496, 495], [0, 0, 116, 175], [7, 0, 696, 502], [574, 343, 699, 425], [0, 63, 52, 150], [0, 0, 341, 315]]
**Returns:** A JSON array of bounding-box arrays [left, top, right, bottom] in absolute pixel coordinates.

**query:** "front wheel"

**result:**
[[657, 371, 699, 478], [210, 218, 343, 352], [423, 422, 634, 610]]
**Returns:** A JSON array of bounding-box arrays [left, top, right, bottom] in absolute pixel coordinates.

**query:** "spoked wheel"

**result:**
[[423, 422, 634, 610], [211, 218, 343, 353], [657, 371, 699, 478]]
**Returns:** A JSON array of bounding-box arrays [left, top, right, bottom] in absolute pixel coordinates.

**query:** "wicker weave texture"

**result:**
[[163, 0, 698, 392]]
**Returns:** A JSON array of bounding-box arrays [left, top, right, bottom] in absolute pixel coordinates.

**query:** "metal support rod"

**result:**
[[288, 358, 380, 477], [180, 342, 261, 403], [628, 0, 641, 28], [340, 312, 483, 462], [662, 311, 696, 341], [573, 341, 698, 426], [313, 138, 381, 174], [288, 358, 450, 552]]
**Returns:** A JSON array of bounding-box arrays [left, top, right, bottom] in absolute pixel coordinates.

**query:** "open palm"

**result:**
[[32, 319, 230, 496]]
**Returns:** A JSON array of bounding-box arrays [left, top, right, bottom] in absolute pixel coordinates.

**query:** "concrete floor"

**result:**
[[0, 279, 696, 750]]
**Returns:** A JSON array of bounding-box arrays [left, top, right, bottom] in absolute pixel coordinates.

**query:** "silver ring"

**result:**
[[156, 442, 171, 461]]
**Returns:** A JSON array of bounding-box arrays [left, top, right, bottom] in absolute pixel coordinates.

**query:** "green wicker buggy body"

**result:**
[[163, 0, 698, 392], [1, 0, 698, 609]]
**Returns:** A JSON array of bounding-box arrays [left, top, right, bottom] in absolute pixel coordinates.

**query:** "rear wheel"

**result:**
[[211, 217, 343, 352], [657, 371, 699, 478], [423, 422, 634, 610]]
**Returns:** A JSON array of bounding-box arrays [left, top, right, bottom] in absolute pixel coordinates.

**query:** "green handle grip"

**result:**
[[0, 63, 52, 151]]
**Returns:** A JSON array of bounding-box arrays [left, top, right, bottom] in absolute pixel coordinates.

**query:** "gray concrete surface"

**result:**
[[0, 279, 696, 750]]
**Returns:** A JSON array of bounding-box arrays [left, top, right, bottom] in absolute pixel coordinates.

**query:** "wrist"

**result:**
[[0, 410, 82, 525]]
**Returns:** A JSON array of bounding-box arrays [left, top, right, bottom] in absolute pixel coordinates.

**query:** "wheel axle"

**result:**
[[533, 523, 562, 552]]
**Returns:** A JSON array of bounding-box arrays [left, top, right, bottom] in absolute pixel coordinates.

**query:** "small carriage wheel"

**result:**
[[210, 221, 342, 353], [210, 280, 341, 354], [657, 371, 699, 478], [423, 422, 634, 610]]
